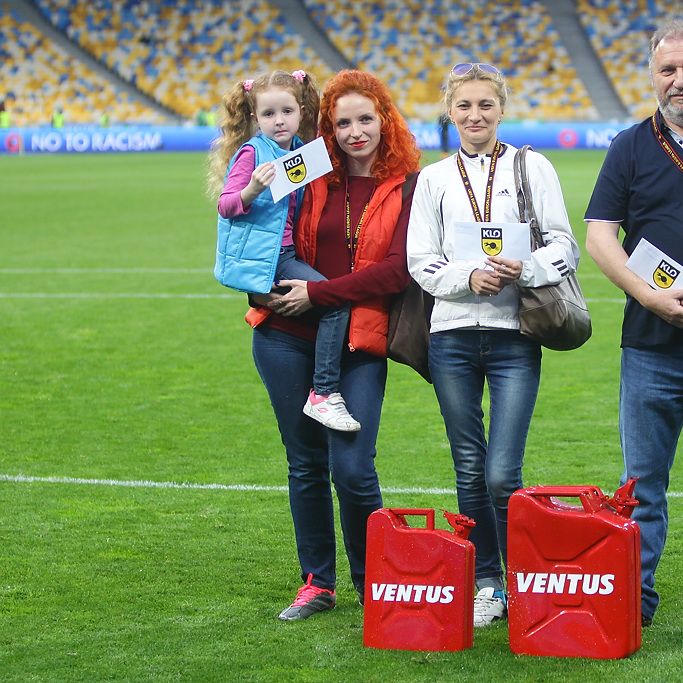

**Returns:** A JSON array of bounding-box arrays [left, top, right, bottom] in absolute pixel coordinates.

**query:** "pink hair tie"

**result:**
[[291, 70, 306, 82], [243, 79, 254, 92]]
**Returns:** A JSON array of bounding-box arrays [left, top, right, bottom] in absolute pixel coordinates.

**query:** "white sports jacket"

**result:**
[[407, 144, 580, 333]]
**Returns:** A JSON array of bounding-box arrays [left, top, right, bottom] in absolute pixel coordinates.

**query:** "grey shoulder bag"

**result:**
[[513, 145, 592, 351]]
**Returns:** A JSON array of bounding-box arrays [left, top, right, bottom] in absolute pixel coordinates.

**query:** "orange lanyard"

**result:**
[[652, 112, 683, 174], [456, 140, 502, 222], [345, 182, 370, 268]]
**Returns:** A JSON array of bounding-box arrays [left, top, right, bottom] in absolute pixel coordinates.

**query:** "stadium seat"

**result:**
[[0, 8, 164, 126], [302, 0, 596, 121], [577, 0, 670, 120], [31, 0, 335, 120], [10, 0, 671, 125]]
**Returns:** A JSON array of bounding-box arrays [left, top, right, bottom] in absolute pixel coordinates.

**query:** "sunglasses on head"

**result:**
[[451, 63, 501, 76]]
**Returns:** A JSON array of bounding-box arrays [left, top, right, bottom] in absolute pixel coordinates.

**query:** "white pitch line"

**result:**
[[0, 292, 240, 300], [0, 473, 458, 496], [0, 268, 207, 274], [1, 473, 681, 499], [0, 292, 628, 304], [0, 268, 611, 279], [0, 473, 288, 492]]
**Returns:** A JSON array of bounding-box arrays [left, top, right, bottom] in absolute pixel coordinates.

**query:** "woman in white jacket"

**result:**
[[406, 63, 579, 627]]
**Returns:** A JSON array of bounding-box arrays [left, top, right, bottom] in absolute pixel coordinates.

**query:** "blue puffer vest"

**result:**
[[213, 133, 304, 293]]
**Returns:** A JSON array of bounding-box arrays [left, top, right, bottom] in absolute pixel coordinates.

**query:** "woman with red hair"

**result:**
[[247, 69, 421, 620]]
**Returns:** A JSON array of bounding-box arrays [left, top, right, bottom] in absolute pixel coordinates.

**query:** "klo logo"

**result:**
[[284, 154, 307, 183], [653, 259, 679, 289], [481, 227, 502, 256]]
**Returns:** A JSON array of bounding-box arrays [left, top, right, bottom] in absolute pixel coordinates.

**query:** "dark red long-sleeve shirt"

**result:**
[[266, 175, 414, 339]]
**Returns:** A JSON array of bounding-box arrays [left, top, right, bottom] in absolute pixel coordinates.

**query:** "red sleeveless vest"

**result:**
[[246, 174, 405, 357]]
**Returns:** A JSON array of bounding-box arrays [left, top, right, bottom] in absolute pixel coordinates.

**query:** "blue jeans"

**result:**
[[252, 325, 386, 591], [276, 246, 350, 395], [620, 346, 683, 620], [429, 329, 541, 588]]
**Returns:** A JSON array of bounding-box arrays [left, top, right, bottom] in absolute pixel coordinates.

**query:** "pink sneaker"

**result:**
[[303, 389, 361, 432], [278, 573, 336, 621]]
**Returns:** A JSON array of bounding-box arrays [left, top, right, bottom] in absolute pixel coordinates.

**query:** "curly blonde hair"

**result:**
[[207, 70, 320, 198]]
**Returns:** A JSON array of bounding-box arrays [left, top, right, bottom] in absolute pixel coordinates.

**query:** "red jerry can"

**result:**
[[507, 479, 641, 659], [363, 508, 475, 651]]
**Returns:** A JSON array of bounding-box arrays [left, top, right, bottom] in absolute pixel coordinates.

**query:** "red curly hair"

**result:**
[[319, 70, 421, 184]]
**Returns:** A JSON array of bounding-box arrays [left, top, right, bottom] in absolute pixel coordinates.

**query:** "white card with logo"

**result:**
[[269, 137, 332, 203], [625, 238, 683, 290], [451, 222, 531, 261]]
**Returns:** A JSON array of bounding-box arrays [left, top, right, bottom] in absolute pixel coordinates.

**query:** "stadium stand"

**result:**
[[30, 0, 336, 120], [1, 6, 165, 126], [5, 0, 675, 126], [301, 0, 598, 121], [577, 0, 673, 120]]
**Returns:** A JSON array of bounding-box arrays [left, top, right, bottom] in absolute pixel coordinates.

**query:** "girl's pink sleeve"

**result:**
[[217, 146, 256, 218]]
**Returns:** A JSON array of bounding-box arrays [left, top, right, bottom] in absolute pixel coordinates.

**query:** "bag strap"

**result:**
[[402, 171, 419, 202], [513, 147, 527, 221], [513, 145, 545, 250]]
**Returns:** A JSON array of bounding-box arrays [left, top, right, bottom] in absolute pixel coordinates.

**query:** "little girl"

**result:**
[[209, 70, 360, 432]]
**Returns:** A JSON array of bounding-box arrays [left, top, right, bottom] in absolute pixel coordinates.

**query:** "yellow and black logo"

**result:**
[[481, 227, 502, 256], [653, 259, 680, 289], [284, 154, 307, 183]]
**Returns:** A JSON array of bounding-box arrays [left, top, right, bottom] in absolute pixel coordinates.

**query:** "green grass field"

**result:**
[[1, 149, 682, 682]]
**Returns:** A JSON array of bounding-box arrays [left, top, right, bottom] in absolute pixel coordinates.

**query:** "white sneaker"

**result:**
[[473, 587, 506, 627], [303, 390, 361, 432]]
